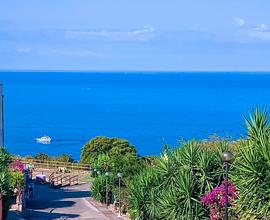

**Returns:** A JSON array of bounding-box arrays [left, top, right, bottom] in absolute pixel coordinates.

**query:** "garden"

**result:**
[[81, 108, 270, 220]]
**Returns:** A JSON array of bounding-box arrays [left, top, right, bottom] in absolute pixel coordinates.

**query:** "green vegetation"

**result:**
[[127, 108, 270, 220], [80, 136, 146, 211], [0, 147, 24, 219], [128, 141, 227, 220], [232, 108, 270, 219], [24, 153, 75, 163], [82, 108, 270, 220], [80, 137, 145, 177]]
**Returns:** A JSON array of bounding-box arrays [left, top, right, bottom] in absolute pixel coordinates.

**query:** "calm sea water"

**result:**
[[0, 71, 270, 160]]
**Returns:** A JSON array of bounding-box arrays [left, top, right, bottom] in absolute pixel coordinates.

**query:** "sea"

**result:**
[[0, 71, 270, 160]]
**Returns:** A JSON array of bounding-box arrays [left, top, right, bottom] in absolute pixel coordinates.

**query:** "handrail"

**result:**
[[50, 175, 62, 187], [49, 173, 79, 187], [19, 158, 91, 171], [49, 172, 55, 182], [70, 175, 79, 186], [61, 175, 70, 186]]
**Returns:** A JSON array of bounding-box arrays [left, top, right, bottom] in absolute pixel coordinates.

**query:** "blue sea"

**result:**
[[0, 71, 270, 160]]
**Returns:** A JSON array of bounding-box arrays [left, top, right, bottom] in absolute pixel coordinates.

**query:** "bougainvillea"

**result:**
[[9, 159, 24, 173], [201, 181, 237, 220]]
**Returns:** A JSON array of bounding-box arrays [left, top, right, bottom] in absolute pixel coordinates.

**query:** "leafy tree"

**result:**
[[55, 154, 74, 163], [80, 136, 136, 165], [83, 137, 145, 208], [33, 153, 74, 163], [92, 154, 110, 171], [34, 153, 50, 161]]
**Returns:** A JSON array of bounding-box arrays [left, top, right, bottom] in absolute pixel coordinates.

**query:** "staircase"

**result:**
[[49, 172, 79, 188]]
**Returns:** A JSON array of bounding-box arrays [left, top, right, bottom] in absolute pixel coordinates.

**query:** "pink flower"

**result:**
[[210, 208, 219, 220], [9, 159, 24, 173], [201, 181, 237, 220]]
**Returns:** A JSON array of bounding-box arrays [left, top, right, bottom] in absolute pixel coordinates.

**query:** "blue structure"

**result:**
[[0, 84, 3, 147]]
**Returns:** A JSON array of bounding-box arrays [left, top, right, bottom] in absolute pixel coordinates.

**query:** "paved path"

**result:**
[[26, 182, 124, 220]]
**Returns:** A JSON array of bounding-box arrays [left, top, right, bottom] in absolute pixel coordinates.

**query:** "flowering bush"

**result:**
[[201, 181, 237, 220], [9, 159, 24, 173]]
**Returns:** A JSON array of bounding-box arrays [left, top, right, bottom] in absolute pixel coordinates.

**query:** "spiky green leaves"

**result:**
[[128, 141, 224, 219], [233, 108, 270, 219]]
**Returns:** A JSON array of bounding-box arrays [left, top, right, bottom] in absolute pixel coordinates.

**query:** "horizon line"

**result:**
[[1, 69, 270, 74]]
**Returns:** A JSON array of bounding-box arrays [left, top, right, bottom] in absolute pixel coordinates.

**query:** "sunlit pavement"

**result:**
[[25, 182, 122, 220]]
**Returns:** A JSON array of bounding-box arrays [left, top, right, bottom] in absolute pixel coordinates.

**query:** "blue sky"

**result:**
[[1, 0, 270, 71]]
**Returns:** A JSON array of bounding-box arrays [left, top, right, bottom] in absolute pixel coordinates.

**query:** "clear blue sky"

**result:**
[[1, 0, 270, 71]]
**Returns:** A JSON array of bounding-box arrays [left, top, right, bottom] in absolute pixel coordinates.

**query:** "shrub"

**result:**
[[128, 141, 226, 220], [91, 175, 106, 202], [8, 171, 24, 190], [34, 153, 50, 161], [0, 147, 10, 170], [80, 136, 136, 165], [33, 153, 74, 163], [91, 174, 114, 203], [9, 159, 24, 173], [128, 108, 270, 219], [0, 147, 24, 219], [232, 108, 270, 219], [128, 168, 163, 220], [85, 137, 146, 210], [54, 154, 74, 163]]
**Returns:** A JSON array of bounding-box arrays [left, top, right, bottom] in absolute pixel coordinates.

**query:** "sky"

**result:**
[[1, 0, 270, 71]]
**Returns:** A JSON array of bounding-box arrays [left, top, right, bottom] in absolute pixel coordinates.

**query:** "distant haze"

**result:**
[[1, 0, 270, 71]]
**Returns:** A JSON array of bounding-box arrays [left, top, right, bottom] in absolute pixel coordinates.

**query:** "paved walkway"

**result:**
[[25, 182, 125, 220]]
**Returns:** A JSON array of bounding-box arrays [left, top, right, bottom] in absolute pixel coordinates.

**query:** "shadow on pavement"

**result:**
[[26, 182, 90, 219], [27, 210, 80, 220], [27, 200, 76, 210]]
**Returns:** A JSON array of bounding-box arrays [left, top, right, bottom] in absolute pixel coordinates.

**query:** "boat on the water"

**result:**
[[36, 135, 52, 143]]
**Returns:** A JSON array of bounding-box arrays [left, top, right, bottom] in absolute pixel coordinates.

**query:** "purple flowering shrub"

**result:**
[[9, 159, 24, 173], [201, 181, 237, 220]]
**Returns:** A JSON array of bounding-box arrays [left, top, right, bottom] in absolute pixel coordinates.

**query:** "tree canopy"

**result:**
[[80, 136, 136, 166]]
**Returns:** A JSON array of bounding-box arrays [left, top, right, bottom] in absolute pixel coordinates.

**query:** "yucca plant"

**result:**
[[129, 141, 224, 219], [128, 168, 161, 220], [158, 170, 206, 220], [245, 108, 270, 166], [232, 108, 270, 219]]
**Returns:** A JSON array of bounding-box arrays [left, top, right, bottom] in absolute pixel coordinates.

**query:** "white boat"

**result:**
[[36, 135, 52, 143]]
